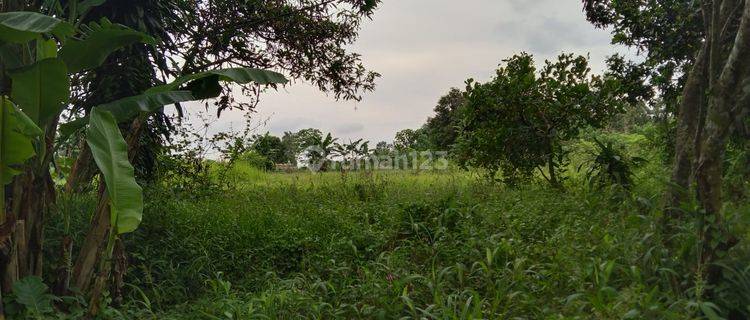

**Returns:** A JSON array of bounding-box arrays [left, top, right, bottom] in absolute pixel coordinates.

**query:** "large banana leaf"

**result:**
[[1, 98, 43, 185], [86, 108, 143, 234], [58, 91, 195, 137], [0, 11, 74, 43], [35, 38, 57, 60], [59, 68, 287, 138], [10, 58, 70, 126], [147, 68, 288, 98], [97, 90, 195, 122], [76, 0, 107, 17], [59, 18, 155, 73], [0, 43, 24, 69]]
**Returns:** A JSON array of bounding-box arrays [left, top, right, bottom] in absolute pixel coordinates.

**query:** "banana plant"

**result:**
[[306, 132, 337, 171], [0, 7, 287, 310], [334, 139, 369, 164], [2, 10, 287, 231], [0, 97, 43, 223]]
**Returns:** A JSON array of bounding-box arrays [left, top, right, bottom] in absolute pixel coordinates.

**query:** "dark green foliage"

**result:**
[[582, 0, 703, 115], [334, 138, 370, 169], [240, 151, 274, 171], [58, 18, 156, 73], [8, 276, 59, 318], [581, 138, 646, 190], [252, 133, 287, 165], [277, 128, 325, 166], [724, 142, 750, 201], [603, 55, 655, 106], [422, 88, 464, 151], [582, 0, 703, 65], [294, 128, 324, 150], [638, 121, 677, 164], [714, 262, 750, 320], [165, 0, 381, 101], [455, 53, 624, 186], [393, 128, 429, 151]]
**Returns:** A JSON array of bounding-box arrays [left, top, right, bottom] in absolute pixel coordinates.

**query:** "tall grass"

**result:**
[[48, 132, 749, 319]]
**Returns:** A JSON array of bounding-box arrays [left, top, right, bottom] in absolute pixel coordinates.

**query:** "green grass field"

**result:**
[[48, 133, 749, 319]]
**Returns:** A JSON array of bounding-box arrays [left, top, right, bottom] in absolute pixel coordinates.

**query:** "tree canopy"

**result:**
[[455, 53, 624, 186]]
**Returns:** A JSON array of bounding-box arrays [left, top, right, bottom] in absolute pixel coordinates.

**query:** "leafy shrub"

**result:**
[[714, 261, 750, 319], [580, 138, 646, 190], [637, 121, 676, 164], [240, 150, 274, 171], [724, 144, 749, 201]]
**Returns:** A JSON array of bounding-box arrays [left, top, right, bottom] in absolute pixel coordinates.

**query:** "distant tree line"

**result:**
[[241, 127, 451, 172]]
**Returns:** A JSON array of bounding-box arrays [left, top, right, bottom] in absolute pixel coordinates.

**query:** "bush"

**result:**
[[580, 138, 646, 190], [240, 151, 275, 171]]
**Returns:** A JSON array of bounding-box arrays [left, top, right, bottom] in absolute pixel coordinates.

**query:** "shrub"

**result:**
[[580, 138, 646, 190], [240, 151, 275, 171]]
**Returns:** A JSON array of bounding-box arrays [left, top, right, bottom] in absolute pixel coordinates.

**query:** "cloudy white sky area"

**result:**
[[186, 0, 634, 146]]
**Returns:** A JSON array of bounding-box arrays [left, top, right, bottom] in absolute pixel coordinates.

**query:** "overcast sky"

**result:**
[[187, 0, 633, 146]]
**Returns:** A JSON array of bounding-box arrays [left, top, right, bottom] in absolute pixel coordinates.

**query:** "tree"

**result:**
[[64, 0, 177, 192], [64, 0, 382, 191], [252, 133, 286, 165], [280, 132, 299, 165], [584, 0, 750, 292], [581, 0, 703, 210], [583, 0, 703, 117], [280, 128, 324, 165], [296, 128, 324, 149], [455, 53, 623, 187], [422, 88, 464, 151], [166, 0, 380, 102], [393, 128, 428, 151], [374, 141, 393, 156]]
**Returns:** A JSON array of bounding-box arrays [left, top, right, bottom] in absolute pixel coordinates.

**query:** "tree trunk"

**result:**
[[72, 116, 144, 294], [693, 0, 750, 291], [71, 184, 110, 293], [64, 141, 96, 194], [664, 44, 708, 228]]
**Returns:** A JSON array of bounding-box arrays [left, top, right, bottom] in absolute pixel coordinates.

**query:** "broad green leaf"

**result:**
[[0, 12, 73, 43], [0, 43, 24, 69], [8, 101, 43, 137], [147, 68, 288, 98], [77, 0, 108, 16], [12, 276, 56, 315], [58, 91, 195, 137], [60, 68, 285, 140], [86, 108, 143, 234], [699, 302, 726, 320], [1, 98, 42, 185], [35, 38, 57, 60], [97, 90, 194, 122], [57, 117, 88, 140], [59, 19, 155, 73], [10, 58, 70, 126]]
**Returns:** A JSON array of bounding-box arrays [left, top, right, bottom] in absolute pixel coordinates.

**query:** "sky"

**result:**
[[184, 0, 634, 146]]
